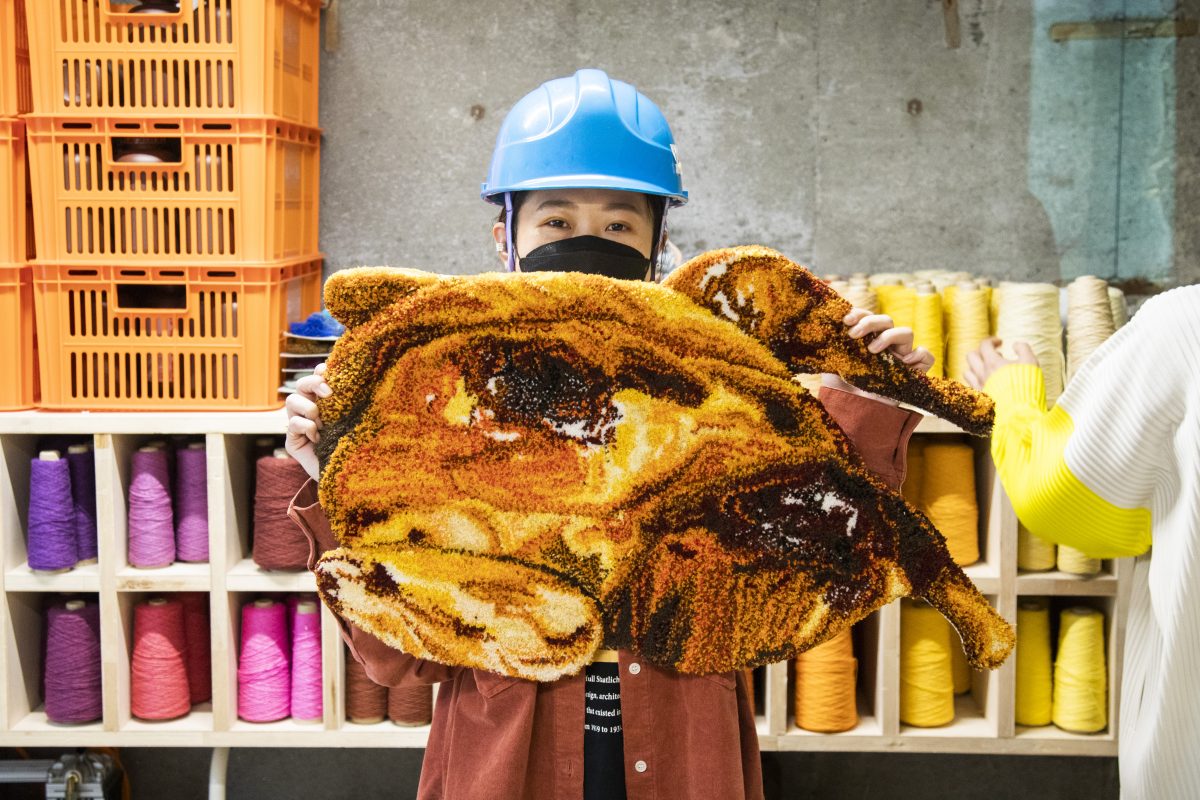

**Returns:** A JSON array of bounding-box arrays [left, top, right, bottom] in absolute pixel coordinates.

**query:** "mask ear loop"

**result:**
[[505, 192, 516, 272]]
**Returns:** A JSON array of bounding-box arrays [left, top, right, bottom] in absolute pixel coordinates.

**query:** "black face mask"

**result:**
[[518, 236, 652, 281]]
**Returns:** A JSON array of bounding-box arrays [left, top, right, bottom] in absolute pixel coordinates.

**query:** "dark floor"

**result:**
[[7, 747, 1118, 799]]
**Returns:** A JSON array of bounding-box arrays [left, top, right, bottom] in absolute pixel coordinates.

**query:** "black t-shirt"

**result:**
[[583, 661, 627, 800]]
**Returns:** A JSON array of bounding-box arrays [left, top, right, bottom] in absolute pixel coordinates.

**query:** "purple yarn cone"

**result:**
[[67, 447, 98, 564], [28, 458, 78, 572], [45, 602, 103, 724], [174, 446, 209, 562], [128, 449, 175, 568]]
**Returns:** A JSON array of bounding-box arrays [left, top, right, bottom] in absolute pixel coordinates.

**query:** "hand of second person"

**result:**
[[964, 337, 1039, 391], [284, 362, 330, 481]]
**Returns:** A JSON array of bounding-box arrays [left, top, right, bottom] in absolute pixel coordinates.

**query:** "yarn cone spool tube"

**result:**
[[346, 653, 388, 724], [131, 598, 192, 721], [919, 441, 979, 566], [945, 283, 990, 383], [238, 599, 291, 722], [128, 447, 176, 568], [900, 600, 955, 727], [28, 451, 78, 573], [794, 627, 858, 733], [1015, 599, 1053, 727], [388, 685, 433, 727], [252, 451, 314, 571], [992, 282, 1065, 406], [179, 592, 211, 705], [67, 445, 98, 566], [1052, 606, 1107, 733], [911, 288, 945, 378], [290, 601, 324, 723], [174, 444, 209, 563], [44, 600, 103, 724]]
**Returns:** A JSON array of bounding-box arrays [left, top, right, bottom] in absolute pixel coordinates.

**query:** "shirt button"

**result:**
[[628, 662, 641, 675], [634, 760, 648, 773]]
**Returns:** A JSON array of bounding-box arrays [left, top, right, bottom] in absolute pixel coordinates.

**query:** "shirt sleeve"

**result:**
[[818, 385, 924, 490], [287, 479, 459, 686], [981, 290, 1195, 558]]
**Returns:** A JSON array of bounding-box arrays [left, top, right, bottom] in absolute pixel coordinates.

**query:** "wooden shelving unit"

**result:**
[[0, 410, 1127, 753]]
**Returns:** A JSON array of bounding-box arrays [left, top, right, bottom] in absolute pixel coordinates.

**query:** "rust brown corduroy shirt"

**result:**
[[287, 386, 921, 800]]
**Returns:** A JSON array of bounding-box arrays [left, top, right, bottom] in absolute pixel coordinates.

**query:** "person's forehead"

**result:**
[[525, 189, 651, 216]]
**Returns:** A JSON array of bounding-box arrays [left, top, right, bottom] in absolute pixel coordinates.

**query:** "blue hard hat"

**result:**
[[481, 68, 687, 207]]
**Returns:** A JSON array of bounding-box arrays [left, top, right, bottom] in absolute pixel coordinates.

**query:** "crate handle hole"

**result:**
[[62, 123, 93, 130], [200, 123, 234, 131], [67, 270, 99, 277], [116, 284, 188, 311], [119, 270, 148, 277], [112, 137, 183, 165], [161, 271, 185, 277], [205, 271, 238, 279]]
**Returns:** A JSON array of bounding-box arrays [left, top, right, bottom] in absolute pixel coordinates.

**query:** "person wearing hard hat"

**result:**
[[286, 69, 932, 800]]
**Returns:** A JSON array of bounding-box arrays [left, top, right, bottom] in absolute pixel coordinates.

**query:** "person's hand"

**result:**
[[821, 309, 935, 402], [964, 337, 1039, 390], [285, 362, 330, 481]]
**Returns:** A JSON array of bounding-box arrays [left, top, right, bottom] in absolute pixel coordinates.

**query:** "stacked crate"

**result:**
[[0, 0, 36, 408], [23, 0, 323, 410]]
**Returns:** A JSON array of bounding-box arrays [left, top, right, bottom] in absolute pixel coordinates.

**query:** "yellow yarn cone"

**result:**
[[1053, 606, 1107, 733], [1015, 599, 1053, 726], [900, 600, 955, 727], [912, 289, 945, 378], [903, 438, 926, 507], [950, 631, 972, 695], [1057, 545, 1101, 576], [945, 283, 990, 383], [1017, 523, 1057, 572], [920, 441, 979, 566], [795, 628, 859, 733]]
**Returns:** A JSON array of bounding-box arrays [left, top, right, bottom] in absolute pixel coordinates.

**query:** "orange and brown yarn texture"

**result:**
[[313, 246, 1011, 682]]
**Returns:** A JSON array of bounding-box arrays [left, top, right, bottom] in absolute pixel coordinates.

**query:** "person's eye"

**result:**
[[545, 218, 569, 229], [606, 222, 631, 232]]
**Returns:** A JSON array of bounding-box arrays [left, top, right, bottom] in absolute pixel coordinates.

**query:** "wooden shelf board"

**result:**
[[5, 561, 101, 592], [228, 717, 331, 734], [781, 714, 884, 743], [122, 705, 214, 734], [324, 720, 433, 747], [900, 696, 994, 739], [226, 559, 316, 592], [1016, 570, 1118, 596], [912, 413, 967, 435], [116, 562, 212, 592], [960, 561, 1000, 594], [0, 410, 288, 436]]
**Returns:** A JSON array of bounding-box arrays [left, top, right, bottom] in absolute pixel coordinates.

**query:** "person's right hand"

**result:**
[[285, 362, 330, 481]]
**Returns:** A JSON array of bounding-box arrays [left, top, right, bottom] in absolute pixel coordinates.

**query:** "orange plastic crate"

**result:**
[[27, 115, 320, 264], [0, 263, 39, 409], [32, 257, 321, 410], [25, 0, 320, 125], [1, 0, 33, 115], [0, 117, 33, 263]]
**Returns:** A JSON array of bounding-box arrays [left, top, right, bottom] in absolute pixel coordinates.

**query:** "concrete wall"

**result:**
[[317, 0, 1198, 287]]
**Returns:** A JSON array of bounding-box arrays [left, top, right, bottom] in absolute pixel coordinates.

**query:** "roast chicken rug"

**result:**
[[311, 245, 1014, 681]]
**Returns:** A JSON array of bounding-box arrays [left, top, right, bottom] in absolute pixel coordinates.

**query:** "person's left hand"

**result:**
[[821, 309, 935, 403], [964, 337, 1039, 390]]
